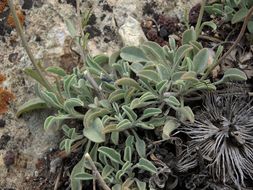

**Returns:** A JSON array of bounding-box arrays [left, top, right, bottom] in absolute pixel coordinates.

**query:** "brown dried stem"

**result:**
[[85, 153, 111, 190], [201, 6, 253, 80]]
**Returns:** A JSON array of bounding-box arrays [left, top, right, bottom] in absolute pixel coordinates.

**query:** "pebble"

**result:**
[[3, 150, 15, 167], [0, 119, 6, 128]]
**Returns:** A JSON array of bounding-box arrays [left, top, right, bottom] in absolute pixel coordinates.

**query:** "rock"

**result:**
[[114, 0, 143, 27], [3, 150, 15, 167], [26, 110, 60, 156], [43, 23, 71, 59], [0, 134, 11, 150], [119, 16, 147, 46], [0, 119, 5, 128]]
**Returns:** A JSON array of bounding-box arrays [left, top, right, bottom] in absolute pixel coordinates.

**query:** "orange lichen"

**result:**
[[0, 0, 8, 13], [7, 9, 25, 28], [0, 73, 6, 84], [0, 1, 25, 29], [0, 74, 15, 114]]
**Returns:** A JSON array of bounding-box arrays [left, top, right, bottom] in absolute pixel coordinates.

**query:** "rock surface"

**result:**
[[119, 16, 147, 46], [0, 0, 199, 188]]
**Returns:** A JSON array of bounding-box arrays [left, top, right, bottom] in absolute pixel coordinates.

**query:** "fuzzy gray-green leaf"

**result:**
[[24, 68, 49, 90], [102, 165, 115, 179], [221, 68, 247, 82], [74, 172, 94, 180], [120, 46, 148, 63], [115, 77, 142, 90], [139, 92, 157, 102], [44, 115, 72, 131], [83, 118, 105, 143], [182, 28, 197, 44], [135, 158, 157, 174], [111, 132, 119, 145], [122, 105, 137, 122], [193, 48, 209, 74], [142, 108, 162, 119], [231, 7, 248, 24], [124, 146, 133, 162], [135, 135, 146, 158], [98, 146, 123, 165], [16, 98, 48, 117], [177, 106, 194, 123], [162, 119, 179, 139], [164, 96, 180, 107], [64, 98, 84, 118], [108, 89, 126, 103], [116, 119, 132, 131], [46, 66, 66, 77], [138, 70, 161, 83]]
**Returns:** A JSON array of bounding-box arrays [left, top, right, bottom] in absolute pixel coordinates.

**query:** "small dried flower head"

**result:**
[[176, 93, 253, 188]]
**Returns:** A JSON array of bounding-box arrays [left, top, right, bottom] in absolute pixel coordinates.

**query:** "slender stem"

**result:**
[[195, 0, 206, 37], [180, 96, 184, 107], [201, 6, 253, 80], [84, 71, 105, 99], [198, 35, 222, 43], [75, 0, 104, 99], [85, 153, 111, 190], [76, 0, 87, 66], [8, 0, 53, 91]]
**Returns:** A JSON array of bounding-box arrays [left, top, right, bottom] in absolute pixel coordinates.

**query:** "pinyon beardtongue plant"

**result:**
[[176, 93, 253, 189]]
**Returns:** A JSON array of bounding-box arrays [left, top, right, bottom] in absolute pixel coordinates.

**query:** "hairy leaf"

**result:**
[[16, 98, 48, 117], [120, 46, 148, 63], [135, 158, 157, 174], [98, 146, 124, 165], [83, 118, 105, 143]]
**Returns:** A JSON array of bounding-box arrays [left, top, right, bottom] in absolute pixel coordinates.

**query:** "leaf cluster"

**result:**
[[17, 4, 248, 189], [205, 0, 253, 33], [19, 35, 246, 189]]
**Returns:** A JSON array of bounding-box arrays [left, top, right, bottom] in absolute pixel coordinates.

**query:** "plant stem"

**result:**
[[75, 0, 105, 99], [7, 0, 53, 91], [201, 6, 253, 80], [195, 0, 206, 37], [85, 153, 111, 190], [198, 35, 222, 43], [76, 0, 87, 65]]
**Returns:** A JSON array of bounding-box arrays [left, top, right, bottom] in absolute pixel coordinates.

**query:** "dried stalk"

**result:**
[[7, 0, 53, 91], [201, 6, 253, 80], [85, 153, 111, 190]]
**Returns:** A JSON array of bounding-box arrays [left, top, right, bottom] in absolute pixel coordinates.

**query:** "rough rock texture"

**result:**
[[119, 16, 147, 46], [0, 0, 200, 188]]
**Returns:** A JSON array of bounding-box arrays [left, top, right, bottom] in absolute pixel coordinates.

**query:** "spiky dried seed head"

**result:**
[[176, 93, 253, 189]]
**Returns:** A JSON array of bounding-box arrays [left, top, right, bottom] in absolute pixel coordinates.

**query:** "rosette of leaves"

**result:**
[[176, 93, 253, 189], [205, 0, 253, 33], [17, 30, 247, 188]]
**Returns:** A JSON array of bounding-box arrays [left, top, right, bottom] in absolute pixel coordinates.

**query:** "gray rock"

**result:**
[[119, 16, 147, 46], [113, 0, 143, 27]]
